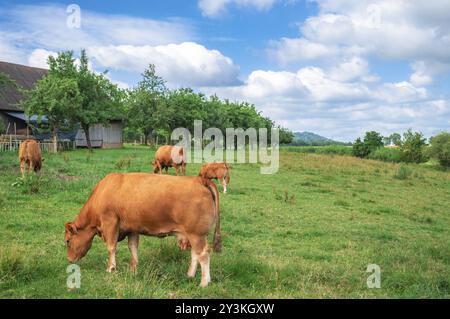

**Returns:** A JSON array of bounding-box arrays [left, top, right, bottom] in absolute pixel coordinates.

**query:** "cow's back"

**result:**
[[155, 145, 185, 165], [88, 173, 215, 235]]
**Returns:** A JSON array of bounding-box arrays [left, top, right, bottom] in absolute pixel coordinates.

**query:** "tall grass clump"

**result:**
[[368, 147, 402, 163], [394, 165, 413, 180]]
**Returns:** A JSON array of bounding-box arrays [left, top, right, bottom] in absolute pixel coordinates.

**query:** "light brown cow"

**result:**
[[64, 173, 221, 287], [198, 162, 230, 193], [18, 139, 42, 177], [152, 145, 186, 176]]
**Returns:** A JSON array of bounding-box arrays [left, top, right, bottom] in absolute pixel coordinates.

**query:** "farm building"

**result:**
[[0, 60, 123, 149]]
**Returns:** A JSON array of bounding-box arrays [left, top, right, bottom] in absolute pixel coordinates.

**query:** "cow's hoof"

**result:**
[[199, 281, 209, 288], [106, 266, 116, 273], [187, 269, 196, 278], [130, 264, 137, 274]]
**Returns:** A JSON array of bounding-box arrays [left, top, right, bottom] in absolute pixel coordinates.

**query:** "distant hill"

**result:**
[[290, 131, 347, 146]]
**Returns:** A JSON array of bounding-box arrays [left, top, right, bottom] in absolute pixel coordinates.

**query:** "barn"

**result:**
[[0, 60, 123, 148]]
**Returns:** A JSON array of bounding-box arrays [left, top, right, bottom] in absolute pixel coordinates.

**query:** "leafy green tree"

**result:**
[[0, 71, 16, 88], [126, 64, 167, 145], [352, 131, 383, 158], [74, 49, 124, 150], [389, 133, 402, 146], [279, 127, 294, 144], [428, 132, 450, 168], [399, 129, 428, 163], [364, 131, 384, 154], [352, 137, 367, 157], [22, 52, 81, 152]]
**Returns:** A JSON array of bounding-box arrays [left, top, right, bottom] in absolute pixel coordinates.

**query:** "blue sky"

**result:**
[[0, 0, 449, 141]]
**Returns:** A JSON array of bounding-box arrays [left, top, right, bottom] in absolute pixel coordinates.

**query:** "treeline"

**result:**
[[125, 65, 294, 145], [15, 50, 293, 150], [352, 130, 450, 168]]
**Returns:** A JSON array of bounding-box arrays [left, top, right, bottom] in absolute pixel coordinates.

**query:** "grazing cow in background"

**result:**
[[198, 162, 230, 193], [64, 173, 221, 287], [18, 139, 42, 177], [152, 145, 186, 176]]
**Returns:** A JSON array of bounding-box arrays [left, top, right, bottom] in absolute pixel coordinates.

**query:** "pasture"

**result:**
[[0, 145, 449, 298]]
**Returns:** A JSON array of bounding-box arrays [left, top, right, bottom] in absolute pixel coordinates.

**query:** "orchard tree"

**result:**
[[127, 64, 167, 145], [22, 52, 81, 152], [74, 49, 124, 150]]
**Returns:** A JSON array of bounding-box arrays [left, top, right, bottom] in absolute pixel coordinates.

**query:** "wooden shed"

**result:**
[[75, 120, 123, 149], [1, 60, 123, 149]]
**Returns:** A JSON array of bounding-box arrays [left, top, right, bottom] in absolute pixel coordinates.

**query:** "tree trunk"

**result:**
[[144, 134, 148, 146], [83, 125, 92, 152], [52, 127, 58, 153]]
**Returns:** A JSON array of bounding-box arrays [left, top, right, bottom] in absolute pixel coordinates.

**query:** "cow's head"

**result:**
[[64, 222, 95, 263], [152, 161, 159, 173]]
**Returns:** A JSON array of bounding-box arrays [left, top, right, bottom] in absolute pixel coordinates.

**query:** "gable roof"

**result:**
[[0, 61, 47, 112]]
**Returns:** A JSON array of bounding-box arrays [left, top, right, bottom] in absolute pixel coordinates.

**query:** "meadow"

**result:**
[[0, 145, 449, 298]]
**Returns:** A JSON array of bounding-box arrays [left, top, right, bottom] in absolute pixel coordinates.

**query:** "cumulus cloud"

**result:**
[[27, 49, 58, 69], [201, 63, 441, 140], [88, 42, 240, 87], [199, 0, 278, 17], [269, 0, 450, 85], [0, 4, 240, 87]]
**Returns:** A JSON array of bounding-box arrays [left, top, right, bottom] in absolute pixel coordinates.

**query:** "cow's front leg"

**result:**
[[187, 248, 198, 278], [103, 217, 119, 272], [128, 233, 139, 273], [221, 177, 227, 193], [20, 160, 25, 178]]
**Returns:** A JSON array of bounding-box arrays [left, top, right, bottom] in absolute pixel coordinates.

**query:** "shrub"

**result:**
[[368, 147, 402, 163], [399, 129, 428, 163], [428, 132, 450, 168], [394, 165, 413, 180]]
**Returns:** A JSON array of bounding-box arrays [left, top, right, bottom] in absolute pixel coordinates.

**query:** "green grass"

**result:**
[[1, 145, 449, 298]]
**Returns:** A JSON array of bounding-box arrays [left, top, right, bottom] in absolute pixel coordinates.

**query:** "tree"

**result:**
[[399, 129, 428, 163], [428, 132, 450, 168], [364, 131, 384, 153], [0, 71, 16, 88], [352, 131, 383, 158], [126, 64, 167, 145], [22, 52, 81, 152], [74, 49, 123, 150], [279, 127, 294, 144], [352, 137, 367, 158]]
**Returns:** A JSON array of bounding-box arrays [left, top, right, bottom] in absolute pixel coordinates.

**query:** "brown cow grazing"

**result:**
[[152, 145, 186, 176], [64, 173, 221, 287], [198, 162, 231, 193], [18, 139, 42, 177]]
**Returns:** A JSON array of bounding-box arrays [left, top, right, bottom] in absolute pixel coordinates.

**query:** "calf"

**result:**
[[198, 162, 230, 193], [152, 145, 186, 176], [18, 139, 42, 177], [64, 173, 221, 287]]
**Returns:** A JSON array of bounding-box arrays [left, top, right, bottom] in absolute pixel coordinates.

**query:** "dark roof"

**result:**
[[0, 61, 47, 111]]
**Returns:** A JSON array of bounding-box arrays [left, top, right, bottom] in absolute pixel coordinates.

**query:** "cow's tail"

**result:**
[[202, 178, 221, 252]]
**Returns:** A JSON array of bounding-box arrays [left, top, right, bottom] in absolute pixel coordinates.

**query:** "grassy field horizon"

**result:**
[[1, 145, 449, 298]]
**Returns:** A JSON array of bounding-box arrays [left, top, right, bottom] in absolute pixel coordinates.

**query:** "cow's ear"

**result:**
[[65, 222, 77, 234]]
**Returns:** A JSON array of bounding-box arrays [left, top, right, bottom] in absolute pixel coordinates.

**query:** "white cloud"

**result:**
[[27, 49, 57, 69], [269, 0, 450, 80], [199, 0, 278, 17], [88, 42, 240, 87], [0, 4, 240, 87]]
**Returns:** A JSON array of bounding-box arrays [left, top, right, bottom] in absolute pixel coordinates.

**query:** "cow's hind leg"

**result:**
[[188, 235, 211, 287], [102, 216, 119, 272], [128, 233, 139, 273]]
